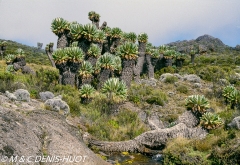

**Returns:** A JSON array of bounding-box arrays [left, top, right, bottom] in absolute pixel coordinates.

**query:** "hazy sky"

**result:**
[[0, 0, 240, 48]]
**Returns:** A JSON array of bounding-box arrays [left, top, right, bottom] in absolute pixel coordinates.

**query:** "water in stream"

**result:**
[[105, 152, 163, 165]]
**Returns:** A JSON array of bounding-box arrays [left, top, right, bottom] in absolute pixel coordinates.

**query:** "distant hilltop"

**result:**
[[166, 34, 239, 54]]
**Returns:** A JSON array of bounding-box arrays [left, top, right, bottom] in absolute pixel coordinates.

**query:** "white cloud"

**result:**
[[0, 0, 239, 47]]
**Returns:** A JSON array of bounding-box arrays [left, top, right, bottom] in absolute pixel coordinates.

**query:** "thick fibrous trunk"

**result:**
[[176, 59, 185, 67], [92, 19, 99, 29], [68, 61, 81, 73], [79, 77, 92, 88], [121, 59, 135, 87], [62, 70, 76, 86], [97, 69, 111, 89], [134, 42, 146, 83], [57, 32, 69, 49], [87, 123, 207, 153], [100, 21, 107, 30], [78, 39, 91, 56], [163, 57, 173, 67], [46, 51, 56, 68], [102, 37, 111, 54], [110, 38, 121, 54], [86, 56, 98, 67], [13, 57, 26, 67], [134, 54, 145, 83], [191, 54, 195, 64], [146, 54, 154, 79]]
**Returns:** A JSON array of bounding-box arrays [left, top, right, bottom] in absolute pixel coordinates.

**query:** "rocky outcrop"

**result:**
[[166, 34, 228, 53], [228, 116, 240, 130], [0, 94, 109, 165], [39, 91, 55, 101], [44, 96, 70, 115], [87, 123, 207, 153], [6, 89, 30, 102], [177, 111, 199, 128]]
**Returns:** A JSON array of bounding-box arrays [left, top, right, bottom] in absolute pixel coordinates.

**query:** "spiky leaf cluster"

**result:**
[[16, 48, 25, 57], [101, 78, 128, 103], [52, 48, 68, 63], [51, 17, 69, 35], [149, 49, 160, 58], [229, 89, 240, 107], [82, 24, 98, 41], [111, 27, 122, 39], [175, 52, 186, 60], [222, 85, 236, 102], [102, 26, 111, 37], [190, 49, 198, 55], [145, 43, 153, 55], [93, 30, 106, 43], [87, 44, 101, 58], [64, 47, 85, 62], [0, 41, 7, 46], [113, 56, 122, 72], [97, 52, 116, 70], [159, 45, 168, 54], [125, 32, 137, 43], [5, 54, 16, 63], [70, 41, 78, 47], [69, 23, 83, 41], [163, 49, 176, 58], [200, 112, 223, 130], [6, 65, 14, 73], [79, 61, 93, 78], [116, 42, 138, 60], [88, 11, 100, 21], [185, 95, 210, 114], [138, 33, 148, 43], [79, 84, 96, 99]]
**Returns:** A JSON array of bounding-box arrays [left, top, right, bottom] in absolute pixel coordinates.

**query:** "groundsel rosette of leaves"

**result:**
[[116, 42, 138, 60], [64, 47, 85, 62], [164, 49, 176, 59], [87, 44, 101, 57], [88, 11, 100, 21], [137, 33, 148, 43], [70, 41, 78, 47], [94, 30, 106, 43], [110, 27, 122, 39], [6, 65, 14, 73], [51, 17, 69, 35], [5, 54, 16, 63], [126, 32, 137, 43], [97, 53, 116, 70], [101, 78, 128, 103], [222, 85, 239, 105], [79, 84, 96, 99], [113, 56, 122, 72], [79, 61, 93, 78], [200, 112, 223, 130], [158, 45, 169, 54], [103, 26, 111, 37], [16, 48, 25, 57], [82, 24, 98, 41], [69, 23, 83, 41], [185, 95, 210, 114], [52, 48, 68, 64]]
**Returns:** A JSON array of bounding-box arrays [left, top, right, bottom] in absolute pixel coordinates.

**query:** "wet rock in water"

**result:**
[[39, 91, 55, 101], [152, 154, 164, 162]]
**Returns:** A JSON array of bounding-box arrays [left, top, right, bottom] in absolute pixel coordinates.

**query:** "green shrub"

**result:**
[[164, 76, 178, 84], [0, 72, 14, 92], [146, 90, 167, 106], [176, 85, 188, 94], [155, 66, 175, 78], [197, 66, 229, 82]]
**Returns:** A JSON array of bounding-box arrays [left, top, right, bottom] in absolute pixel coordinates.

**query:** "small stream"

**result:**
[[104, 152, 163, 165]]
